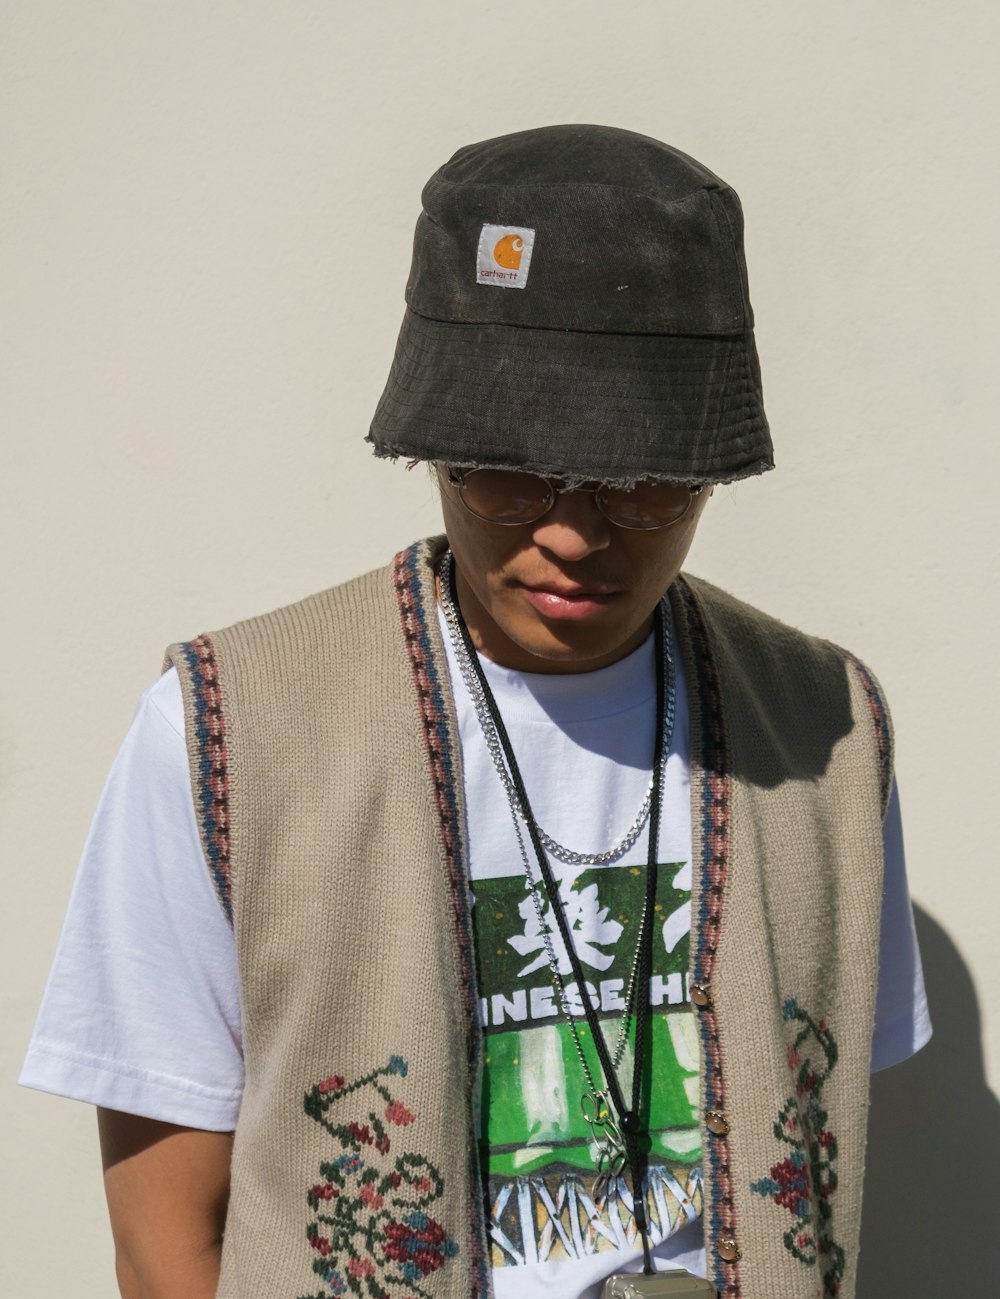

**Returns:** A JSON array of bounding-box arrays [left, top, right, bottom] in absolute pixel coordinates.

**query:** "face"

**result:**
[[437, 467, 711, 673]]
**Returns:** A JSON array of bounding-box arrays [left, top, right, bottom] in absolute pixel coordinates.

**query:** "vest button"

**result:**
[[690, 982, 713, 1007], [716, 1235, 742, 1262], [705, 1110, 730, 1136]]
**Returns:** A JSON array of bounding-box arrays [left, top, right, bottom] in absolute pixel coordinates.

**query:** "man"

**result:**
[[22, 125, 929, 1299]]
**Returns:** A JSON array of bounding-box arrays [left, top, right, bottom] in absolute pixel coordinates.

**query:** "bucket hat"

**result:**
[[368, 124, 772, 485]]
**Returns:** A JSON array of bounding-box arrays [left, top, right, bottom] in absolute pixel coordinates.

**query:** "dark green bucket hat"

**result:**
[[368, 124, 772, 486]]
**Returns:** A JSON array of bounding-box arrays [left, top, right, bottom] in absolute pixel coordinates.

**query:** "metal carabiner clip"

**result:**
[[582, 1090, 627, 1202]]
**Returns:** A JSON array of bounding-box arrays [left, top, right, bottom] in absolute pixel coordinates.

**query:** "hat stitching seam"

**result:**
[[430, 175, 727, 207], [403, 307, 748, 344]]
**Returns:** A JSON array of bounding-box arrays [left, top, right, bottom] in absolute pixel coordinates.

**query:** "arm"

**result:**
[[871, 780, 932, 1070], [98, 1108, 233, 1299]]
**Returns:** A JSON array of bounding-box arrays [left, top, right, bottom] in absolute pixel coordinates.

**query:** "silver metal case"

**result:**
[[600, 1269, 717, 1298]]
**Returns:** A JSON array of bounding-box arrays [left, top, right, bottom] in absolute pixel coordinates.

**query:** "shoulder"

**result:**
[[677, 571, 886, 692], [677, 573, 844, 666], [157, 539, 446, 920], [164, 536, 445, 683], [676, 572, 893, 809]]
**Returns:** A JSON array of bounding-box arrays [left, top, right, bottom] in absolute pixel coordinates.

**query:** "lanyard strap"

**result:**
[[447, 559, 666, 1272]]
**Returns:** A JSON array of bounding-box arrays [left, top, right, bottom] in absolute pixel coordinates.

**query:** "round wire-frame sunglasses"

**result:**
[[447, 467, 704, 531]]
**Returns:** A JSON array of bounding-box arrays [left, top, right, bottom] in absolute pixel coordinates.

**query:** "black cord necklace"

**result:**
[[447, 559, 667, 1274]]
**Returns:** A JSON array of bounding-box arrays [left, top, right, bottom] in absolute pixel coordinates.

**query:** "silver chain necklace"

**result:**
[[438, 552, 676, 866], [497, 798, 644, 1201], [438, 552, 674, 1207]]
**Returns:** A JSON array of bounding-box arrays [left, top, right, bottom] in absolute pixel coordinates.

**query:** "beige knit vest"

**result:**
[[166, 537, 890, 1299]]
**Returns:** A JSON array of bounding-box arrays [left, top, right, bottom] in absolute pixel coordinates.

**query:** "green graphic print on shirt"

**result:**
[[471, 862, 703, 1269]]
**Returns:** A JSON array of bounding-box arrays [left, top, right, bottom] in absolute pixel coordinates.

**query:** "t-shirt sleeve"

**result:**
[[18, 668, 244, 1130], [870, 779, 932, 1071]]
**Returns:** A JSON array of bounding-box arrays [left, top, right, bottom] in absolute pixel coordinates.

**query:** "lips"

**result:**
[[517, 581, 620, 621]]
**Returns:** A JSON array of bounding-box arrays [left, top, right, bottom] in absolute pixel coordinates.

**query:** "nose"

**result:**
[[530, 488, 612, 562]]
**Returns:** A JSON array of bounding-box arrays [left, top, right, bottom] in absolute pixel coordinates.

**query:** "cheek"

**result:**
[[440, 494, 517, 587], [628, 525, 699, 593], [649, 499, 708, 577]]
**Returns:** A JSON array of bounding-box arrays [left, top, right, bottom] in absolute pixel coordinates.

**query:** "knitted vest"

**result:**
[[166, 537, 890, 1299]]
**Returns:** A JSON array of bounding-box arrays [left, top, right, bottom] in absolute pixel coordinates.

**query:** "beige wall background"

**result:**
[[4, 2, 997, 1293]]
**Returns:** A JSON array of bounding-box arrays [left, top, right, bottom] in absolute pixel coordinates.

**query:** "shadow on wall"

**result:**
[[858, 905, 1000, 1296]]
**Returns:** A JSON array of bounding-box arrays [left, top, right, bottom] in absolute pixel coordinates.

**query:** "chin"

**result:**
[[506, 615, 642, 671]]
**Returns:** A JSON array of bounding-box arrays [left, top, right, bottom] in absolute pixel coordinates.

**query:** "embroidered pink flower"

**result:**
[[383, 1211, 458, 1278], [752, 1003, 844, 1293], [778, 1110, 799, 1136], [303, 1055, 459, 1296], [755, 1151, 812, 1217]]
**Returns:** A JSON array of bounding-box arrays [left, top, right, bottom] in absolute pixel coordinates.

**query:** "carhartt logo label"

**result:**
[[477, 223, 535, 289], [492, 233, 525, 269]]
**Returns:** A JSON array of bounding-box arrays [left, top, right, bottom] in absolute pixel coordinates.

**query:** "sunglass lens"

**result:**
[[601, 483, 694, 529], [460, 470, 551, 523]]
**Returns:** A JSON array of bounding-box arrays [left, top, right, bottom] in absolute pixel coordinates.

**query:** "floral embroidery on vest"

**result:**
[[300, 1056, 460, 1299], [750, 999, 845, 1297]]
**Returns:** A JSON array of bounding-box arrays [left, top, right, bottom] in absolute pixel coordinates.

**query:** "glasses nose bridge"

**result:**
[[549, 478, 600, 499], [547, 479, 610, 524], [535, 479, 613, 552]]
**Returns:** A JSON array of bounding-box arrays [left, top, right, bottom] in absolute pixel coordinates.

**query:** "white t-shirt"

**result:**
[[446, 610, 707, 1294], [21, 612, 931, 1299]]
